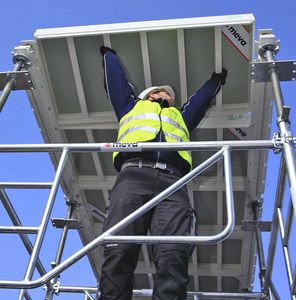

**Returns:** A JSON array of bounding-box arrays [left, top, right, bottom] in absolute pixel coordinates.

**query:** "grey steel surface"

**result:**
[[0, 61, 25, 111], [51, 218, 82, 229], [241, 220, 272, 232], [0, 71, 34, 91], [250, 60, 296, 82]]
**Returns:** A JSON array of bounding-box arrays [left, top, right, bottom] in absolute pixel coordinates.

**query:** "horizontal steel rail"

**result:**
[[54, 285, 264, 299], [0, 182, 52, 189], [0, 226, 39, 234], [0, 140, 275, 153], [0, 146, 234, 289]]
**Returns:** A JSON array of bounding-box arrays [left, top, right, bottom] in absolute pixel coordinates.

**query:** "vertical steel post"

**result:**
[[277, 207, 296, 300], [18, 148, 69, 300], [265, 156, 286, 288], [251, 201, 271, 299], [45, 200, 75, 300], [264, 49, 296, 218], [0, 60, 25, 112], [258, 34, 296, 299]]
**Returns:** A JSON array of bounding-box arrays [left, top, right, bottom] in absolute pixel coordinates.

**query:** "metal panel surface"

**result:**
[[22, 14, 274, 298]]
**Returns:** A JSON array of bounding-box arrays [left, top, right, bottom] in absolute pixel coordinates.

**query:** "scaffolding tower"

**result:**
[[0, 14, 295, 299]]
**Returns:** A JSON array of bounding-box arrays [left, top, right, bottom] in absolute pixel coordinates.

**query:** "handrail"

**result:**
[[0, 146, 234, 289], [102, 146, 234, 245], [0, 140, 274, 152], [54, 285, 265, 299]]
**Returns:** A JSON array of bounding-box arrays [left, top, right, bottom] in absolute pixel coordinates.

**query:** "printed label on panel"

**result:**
[[222, 24, 250, 61]]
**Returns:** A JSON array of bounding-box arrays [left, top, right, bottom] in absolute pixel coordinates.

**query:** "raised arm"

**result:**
[[100, 46, 136, 120], [180, 69, 227, 132]]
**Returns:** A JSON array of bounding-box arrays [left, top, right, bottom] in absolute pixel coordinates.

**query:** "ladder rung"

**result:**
[[0, 182, 53, 189], [0, 226, 39, 234]]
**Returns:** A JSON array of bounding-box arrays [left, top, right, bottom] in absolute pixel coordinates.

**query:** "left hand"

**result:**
[[100, 45, 117, 56], [211, 68, 228, 85]]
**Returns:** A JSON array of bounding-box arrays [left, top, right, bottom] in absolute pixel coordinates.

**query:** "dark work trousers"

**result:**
[[99, 166, 192, 300]]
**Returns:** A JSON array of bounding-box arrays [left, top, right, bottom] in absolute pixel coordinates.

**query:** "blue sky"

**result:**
[[0, 0, 296, 299]]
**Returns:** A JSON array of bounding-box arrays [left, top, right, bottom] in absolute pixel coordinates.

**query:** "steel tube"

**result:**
[[17, 148, 69, 299], [0, 226, 39, 234], [279, 122, 296, 218], [277, 208, 294, 285], [102, 147, 226, 240], [265, 51, 284, 117], [283, 199, 294, 246], [292, 267, 296, 295], [23, 291, 32, 300], [186, 291, 263, 299], [251, 201, 269, 296], [0, 182, 52, 189], [255, 225, 267, 291], [265, 157, 286, 284], [0, 189, 47, 277], [267, 278, 281, 300], [265, 50, 296, 219], [0, 140, 275, 153], [223, 147, 234, 238], [84, 291, 94, 300], [54, 286, 264, 299], [0, 147, 234, 289], [102, 146, 234, 245], [45, 203, 74, 300], [0, 60, 24, 112]]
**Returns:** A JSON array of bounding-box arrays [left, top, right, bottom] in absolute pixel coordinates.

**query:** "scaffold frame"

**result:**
[[0, 14, 296, 300]]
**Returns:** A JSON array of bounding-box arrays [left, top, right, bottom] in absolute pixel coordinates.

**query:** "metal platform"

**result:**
[[17, 14, 274, 297]]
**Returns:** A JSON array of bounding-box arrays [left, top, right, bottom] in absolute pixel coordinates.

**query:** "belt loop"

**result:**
[[139, 160, 143, 168]]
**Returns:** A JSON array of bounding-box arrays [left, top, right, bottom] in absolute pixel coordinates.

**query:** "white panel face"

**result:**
[[23, 14, 274, 294]]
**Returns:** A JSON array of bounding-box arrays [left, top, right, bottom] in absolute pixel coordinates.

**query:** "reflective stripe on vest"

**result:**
[[120, 113, 159, 127], [113, 100, 192, 168], [118, 126, 158, 142], [160, 115, 190, 140]]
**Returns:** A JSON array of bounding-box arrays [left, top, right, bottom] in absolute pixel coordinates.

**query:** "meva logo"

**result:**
[[226, 25, 247, 46], [104, 142, 138, 148], [235, 128, 247, 137]]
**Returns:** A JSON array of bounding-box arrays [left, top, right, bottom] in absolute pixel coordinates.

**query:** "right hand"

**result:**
[[100, 45, 116, 56]]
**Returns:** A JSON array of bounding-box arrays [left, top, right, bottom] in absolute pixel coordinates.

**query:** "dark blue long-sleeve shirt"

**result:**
[[102, 51, 222, 174]]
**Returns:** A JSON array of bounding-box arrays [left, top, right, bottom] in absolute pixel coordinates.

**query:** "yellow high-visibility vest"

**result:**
[[113, 100, 192, 168]]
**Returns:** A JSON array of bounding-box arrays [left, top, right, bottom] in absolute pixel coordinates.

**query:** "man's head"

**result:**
[[138, 86, 175, 107]]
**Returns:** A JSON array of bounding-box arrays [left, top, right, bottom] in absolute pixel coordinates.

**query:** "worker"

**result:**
[[98, 45, 227, 300]]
